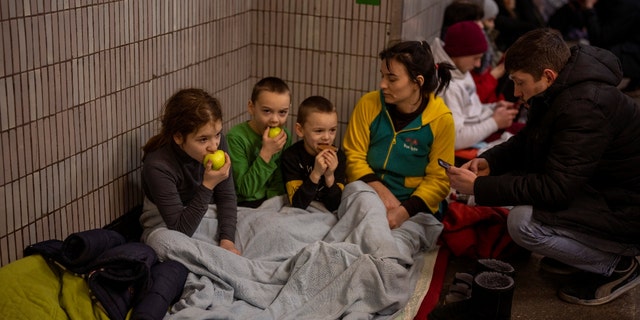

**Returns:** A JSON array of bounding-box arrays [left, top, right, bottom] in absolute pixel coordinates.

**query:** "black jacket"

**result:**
[[474, 44, 640, 244], [25, 228, 188, 320]]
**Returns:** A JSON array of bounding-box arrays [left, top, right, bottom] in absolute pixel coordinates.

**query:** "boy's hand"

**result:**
[[260, 127, 287, 163], [321, 149, 338, 176], [319, 149, 338, 187], [203, 152, 231, 190], [310, 152, 328, 184]]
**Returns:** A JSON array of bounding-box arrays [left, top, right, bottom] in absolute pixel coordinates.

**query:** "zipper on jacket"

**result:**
[[381, 107, 424, 176], [381, 135, 397, 179]]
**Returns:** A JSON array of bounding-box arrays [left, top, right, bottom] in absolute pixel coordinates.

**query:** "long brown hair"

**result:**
[[143, 88, 222, 154]]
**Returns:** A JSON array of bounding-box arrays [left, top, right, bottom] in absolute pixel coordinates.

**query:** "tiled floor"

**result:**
[[438, 252, 640, 320]]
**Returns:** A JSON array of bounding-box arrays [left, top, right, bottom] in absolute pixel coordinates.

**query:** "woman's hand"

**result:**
[[367, 181, 411, 228], [368, 181, 401, 211], [203, 152, 231, 190], [220, 239, 241, 255], [387, 206, 410, 229]]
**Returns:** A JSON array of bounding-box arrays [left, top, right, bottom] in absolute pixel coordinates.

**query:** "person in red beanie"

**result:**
[[431, 21, 520, 162]]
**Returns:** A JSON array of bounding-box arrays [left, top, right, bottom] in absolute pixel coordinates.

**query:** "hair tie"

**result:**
[[435, 63, 439, 70]]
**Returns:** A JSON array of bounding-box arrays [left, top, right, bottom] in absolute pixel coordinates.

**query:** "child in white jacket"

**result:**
[[431, 21, 519, 151]]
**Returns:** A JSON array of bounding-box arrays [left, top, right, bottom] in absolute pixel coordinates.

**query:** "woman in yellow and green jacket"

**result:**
[[343, 41, 456, 229]]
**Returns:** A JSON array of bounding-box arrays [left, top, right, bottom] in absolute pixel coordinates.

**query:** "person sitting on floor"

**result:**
[[431, 21, 520, 157]]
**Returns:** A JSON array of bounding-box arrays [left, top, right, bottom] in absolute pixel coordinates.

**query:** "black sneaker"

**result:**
[[558, 257, 640, 305], [539, 256, 580, 275]]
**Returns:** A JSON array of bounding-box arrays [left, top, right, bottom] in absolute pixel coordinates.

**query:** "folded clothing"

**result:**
[[24, 229, 126, 274], [24, 229, 162, 320], [64, 229, 127, 268]]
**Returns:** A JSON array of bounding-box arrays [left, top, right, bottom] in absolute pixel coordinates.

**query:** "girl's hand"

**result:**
[[259, 127, 287, 163], [220, 239, 241, 255], [203, 152, 231, 190]]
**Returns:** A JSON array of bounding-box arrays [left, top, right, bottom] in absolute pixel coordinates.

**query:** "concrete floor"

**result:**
[[439, 252, 640, 320]]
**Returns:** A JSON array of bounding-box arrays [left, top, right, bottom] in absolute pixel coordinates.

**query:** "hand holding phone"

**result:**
[[438, 158, 452, 170]]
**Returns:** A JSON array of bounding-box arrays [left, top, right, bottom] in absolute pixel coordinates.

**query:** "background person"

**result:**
[[431, 21, 519, 153]]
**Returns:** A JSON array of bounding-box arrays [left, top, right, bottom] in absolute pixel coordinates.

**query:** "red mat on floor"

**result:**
[[414, 246, 450, 320]]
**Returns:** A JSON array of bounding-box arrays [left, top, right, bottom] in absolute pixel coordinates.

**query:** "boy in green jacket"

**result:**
[[227, 77, 293, 208]]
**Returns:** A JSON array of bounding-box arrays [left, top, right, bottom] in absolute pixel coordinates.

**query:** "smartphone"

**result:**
[[438, 158, 452, 170]]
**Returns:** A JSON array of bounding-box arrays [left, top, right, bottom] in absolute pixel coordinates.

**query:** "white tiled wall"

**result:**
[[0, 0, 446, 267]]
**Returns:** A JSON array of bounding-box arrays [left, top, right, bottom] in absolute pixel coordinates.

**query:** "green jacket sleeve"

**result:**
[[227, 123, 292, 203]]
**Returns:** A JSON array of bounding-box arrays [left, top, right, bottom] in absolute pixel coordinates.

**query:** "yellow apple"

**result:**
[[268, 126, 282, 138], [203, 150, 225, 170]]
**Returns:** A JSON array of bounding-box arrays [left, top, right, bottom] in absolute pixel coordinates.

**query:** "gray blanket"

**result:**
[[143, 181, 443, 320]]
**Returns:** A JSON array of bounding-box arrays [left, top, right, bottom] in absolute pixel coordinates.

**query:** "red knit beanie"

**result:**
[[443, 21, 488, 58]]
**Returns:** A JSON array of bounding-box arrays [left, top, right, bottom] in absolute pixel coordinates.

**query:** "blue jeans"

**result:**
[[507, 205, 640, 276]]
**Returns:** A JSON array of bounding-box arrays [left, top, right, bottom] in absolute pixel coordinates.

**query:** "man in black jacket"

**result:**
[[446, 28, 640, 305]]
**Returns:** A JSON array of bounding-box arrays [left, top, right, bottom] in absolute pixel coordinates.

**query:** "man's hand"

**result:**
[[461, 158, 491, 176], [446, 166, 478, 195]]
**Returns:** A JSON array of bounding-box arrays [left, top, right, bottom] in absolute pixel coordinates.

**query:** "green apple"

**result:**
[[268, 126, 282, 138], [203, 150, 225, 170]]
